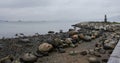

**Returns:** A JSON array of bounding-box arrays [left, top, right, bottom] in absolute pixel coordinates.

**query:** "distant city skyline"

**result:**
[[0, 0, 120, 21]]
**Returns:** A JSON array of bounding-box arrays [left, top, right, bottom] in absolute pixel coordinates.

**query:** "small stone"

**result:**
[[12, 60, 21, 63], [72, 34, 78, 39], [103, 43, 114, 50], [69, 51, 79, 55], [65, 38, 72, 44], [102, 58, 108, 63], [20, 52, 37, 62], [53, 38, 63, 46], [58, 48, 65, 53], [89, 49, 95, 55], [84, 35, 92, 41], [80, 51, 88, 56], [99, 48, 106, 54], [62, 44, 69, 48], [88, 57, 100, 63], [94, 52, 101, 57], [91, 35, 96, 39], [94, 47, 100, 52], [102, 55, 109, 63], [18, 38, 30, 43], [70, 44, 76, 48], [107, 50, 113, 54]]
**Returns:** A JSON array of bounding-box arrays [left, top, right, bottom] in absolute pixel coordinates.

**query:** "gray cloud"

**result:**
[[0, 0, 120, 21], [0, 0, 52, 8]]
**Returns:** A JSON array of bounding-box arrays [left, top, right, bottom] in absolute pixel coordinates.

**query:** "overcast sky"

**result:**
[[0, 0, 120, 21]]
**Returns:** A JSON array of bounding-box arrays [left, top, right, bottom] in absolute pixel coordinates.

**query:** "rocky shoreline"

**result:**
[[0, 21, 120, 63]]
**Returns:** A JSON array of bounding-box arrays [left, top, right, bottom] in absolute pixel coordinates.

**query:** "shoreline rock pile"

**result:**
[[0, 22, 120, 63]]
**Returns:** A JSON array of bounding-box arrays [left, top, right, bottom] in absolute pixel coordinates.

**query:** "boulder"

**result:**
[[53, 38, 63, 47], [38, 43, 53, 52], [68, 31, 78, 36], [79, 34, 84, 39]]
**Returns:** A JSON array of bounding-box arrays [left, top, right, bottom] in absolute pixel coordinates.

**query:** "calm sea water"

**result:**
[[0, 21, 80, 38]]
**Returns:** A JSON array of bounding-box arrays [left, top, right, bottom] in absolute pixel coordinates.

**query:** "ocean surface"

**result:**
[[0, 21, 80, 38]]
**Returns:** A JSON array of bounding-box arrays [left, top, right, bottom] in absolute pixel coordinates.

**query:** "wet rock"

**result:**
[[48, 31, 54, 34], [20, 52, 37, 63], [38, 43, 53, 52], [88, 57, 100, 63]]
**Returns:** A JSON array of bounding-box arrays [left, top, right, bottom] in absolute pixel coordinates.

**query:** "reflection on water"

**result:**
[[0, 21, 80, 38]]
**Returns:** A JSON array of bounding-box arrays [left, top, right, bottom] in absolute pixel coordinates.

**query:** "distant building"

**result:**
[[104, 15, 107, 23]]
